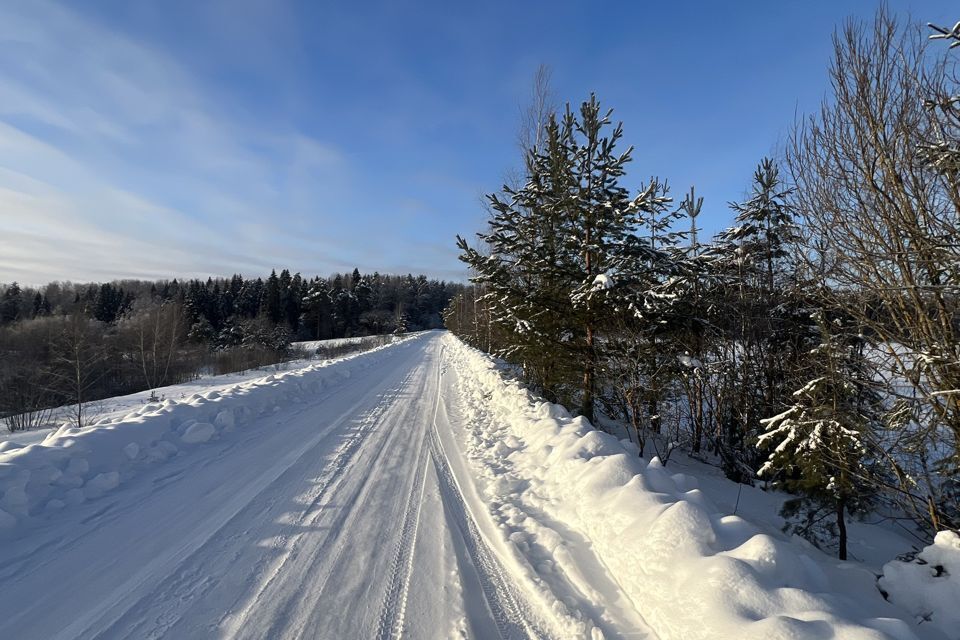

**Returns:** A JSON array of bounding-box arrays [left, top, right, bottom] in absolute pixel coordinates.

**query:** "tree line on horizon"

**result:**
[[1, 268, 460, 430], [447, 9, 960, 558]]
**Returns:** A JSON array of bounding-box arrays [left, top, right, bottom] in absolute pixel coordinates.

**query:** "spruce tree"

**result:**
[[350, 268, 361, 291], [261, 270, 282, 325], [303, 279, 333, 339], [1, 282, 22, 324], [758, 310, 882, 560]]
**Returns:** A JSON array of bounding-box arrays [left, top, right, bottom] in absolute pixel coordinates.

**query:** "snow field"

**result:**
[[444, 334, 942, 640], [0, 335, 418, 533]]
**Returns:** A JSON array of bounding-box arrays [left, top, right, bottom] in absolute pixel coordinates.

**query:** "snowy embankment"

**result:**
[[0, 334, 409, 451], [292, 335, 382, 351], [0, 335, 418, 533], [445, 335, 949, 640], [294, 332, 423, 354]]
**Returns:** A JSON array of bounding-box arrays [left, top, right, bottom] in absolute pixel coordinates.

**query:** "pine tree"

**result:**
[[705, 158, 804, 480], [675, 187, 710, 453], [459, 94, 671, 419], [922, 21, 960, 174]]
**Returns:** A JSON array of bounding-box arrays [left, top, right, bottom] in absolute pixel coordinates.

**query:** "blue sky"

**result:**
[[0, 0, 954, 285]]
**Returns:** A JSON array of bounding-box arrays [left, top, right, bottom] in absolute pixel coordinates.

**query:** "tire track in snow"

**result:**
[[89, 366, 420, 640], [431, 347, 545, 640], [244, 367, 426, 639], [233, 356, 437, 640], [428, 427, 544, 640], [217, 371, 418, 637], [374, 344, 545, 640], [373, 439, 430, 640]]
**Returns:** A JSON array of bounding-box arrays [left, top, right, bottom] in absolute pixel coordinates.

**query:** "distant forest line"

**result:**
[[0, 269, 461, 430]]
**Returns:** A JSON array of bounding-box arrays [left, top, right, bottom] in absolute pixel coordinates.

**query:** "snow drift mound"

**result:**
[[444, 334, 942, 640], [880, 531, 960, 639], [0, 334, 421, 533]]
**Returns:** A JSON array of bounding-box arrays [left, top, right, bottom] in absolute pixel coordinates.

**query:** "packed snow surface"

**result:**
[[0, 332, 945, 639]]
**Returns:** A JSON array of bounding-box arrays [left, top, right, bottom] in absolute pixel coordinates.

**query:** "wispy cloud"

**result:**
[[0, 0, 466, 285]]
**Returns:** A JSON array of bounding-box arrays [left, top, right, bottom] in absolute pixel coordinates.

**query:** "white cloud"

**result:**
[[0, 0, 397, 285]]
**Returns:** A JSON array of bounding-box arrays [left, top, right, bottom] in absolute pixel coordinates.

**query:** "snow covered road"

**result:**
[[0, 332, 637, 639]]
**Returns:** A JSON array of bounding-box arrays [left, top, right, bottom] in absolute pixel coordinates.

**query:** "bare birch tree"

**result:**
[[787, 7, 959, 530]]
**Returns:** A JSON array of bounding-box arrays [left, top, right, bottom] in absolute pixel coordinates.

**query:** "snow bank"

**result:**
[[293, 332, 420, 353], [880, 531, 960, 638], [293, 335, 380, 351], [0, 334, 422, 534], [444, 334, 938, 640]]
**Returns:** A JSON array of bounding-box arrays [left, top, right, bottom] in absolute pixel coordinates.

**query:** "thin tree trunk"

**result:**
[[837, 497, 848, 561], [648, 395, 661, 435]]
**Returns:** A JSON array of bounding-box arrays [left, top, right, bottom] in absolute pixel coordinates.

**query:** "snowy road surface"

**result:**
[[0, 332, 650, 639]]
